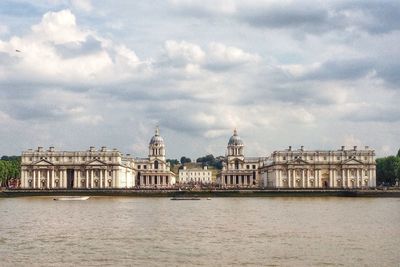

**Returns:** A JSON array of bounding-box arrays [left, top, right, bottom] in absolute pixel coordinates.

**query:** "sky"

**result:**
[[0, 0, 399, 159]]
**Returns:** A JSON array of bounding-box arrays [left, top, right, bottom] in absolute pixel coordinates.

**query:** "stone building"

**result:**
[[178, 165, 212, 184], [135, 127, 176, 188], [20, 146, 135, 189], [261, 146, 376, 188], [219, 129, 263, 187]]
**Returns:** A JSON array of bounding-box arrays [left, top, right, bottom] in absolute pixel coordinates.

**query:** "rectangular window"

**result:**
[[252, 165, 256, 169], [138, 165, 141, 169], [323, 157, 327, 160], [283, 157, 286, 160]]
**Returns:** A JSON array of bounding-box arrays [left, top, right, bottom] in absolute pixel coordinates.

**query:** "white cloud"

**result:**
[[165, 40, 205, 64], [70, 0, 92, 12], [0, 9, 150, 86]]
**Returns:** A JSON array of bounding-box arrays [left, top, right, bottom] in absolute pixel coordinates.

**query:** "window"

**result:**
[[235, 160, 239, 170], [246, 165, 250, 169], [29, 157, 32, 161], [283, 157, 286, 160], [154, 161, 159, 170], [138, 165, 141, 169], [109, 157, 112, 161], [55, 157, 59, 161], [252, 165, 256, 169], [144, 165, 147, 169], [337, 156, 340, 160], [364, 157, 367, 160], [310, 157, 313, 160], [323, 157, 327, 160]]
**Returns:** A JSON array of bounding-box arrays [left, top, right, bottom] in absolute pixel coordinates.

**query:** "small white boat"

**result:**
[[53, 196, 90, 201], [207, 198, 212, 200]]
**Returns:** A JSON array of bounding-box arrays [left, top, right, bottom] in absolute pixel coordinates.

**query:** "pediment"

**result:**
[[343, 158, 364, 165], [33, 159, 53, 166], [228, 158, 245, 164], [87, 159, 107, 166], [289, 158, 309, 165]]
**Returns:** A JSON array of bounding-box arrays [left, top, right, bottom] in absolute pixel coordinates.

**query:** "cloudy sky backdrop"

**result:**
[[0, 0, 399, 159]]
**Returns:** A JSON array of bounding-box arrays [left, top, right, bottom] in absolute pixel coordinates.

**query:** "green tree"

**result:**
[[166, 159, 179, 167], [376, 156, 400, 186], [0, 156, 21, 187], [180, 156, 191, 164], [397, 148, 400, 158]]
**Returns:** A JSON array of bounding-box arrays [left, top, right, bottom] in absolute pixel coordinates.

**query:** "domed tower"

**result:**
[[149, 126, 165, 160], [227, 129, 244, 157]]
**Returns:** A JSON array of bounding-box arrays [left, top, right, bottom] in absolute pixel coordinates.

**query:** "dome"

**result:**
[[228, 129, 244, 146], [149, 127, 164, 146]]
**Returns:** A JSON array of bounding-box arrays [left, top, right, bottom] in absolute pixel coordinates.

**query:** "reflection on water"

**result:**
[[0, 197, 399, 266]]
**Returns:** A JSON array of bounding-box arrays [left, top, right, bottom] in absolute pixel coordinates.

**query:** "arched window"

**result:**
[[154, 160, 159, 170], [235, 160, 239, 170]]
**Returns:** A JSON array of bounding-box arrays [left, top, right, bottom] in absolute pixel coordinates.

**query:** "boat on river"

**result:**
[[170, 196, 201, 200], [53, 196, 90, 201]]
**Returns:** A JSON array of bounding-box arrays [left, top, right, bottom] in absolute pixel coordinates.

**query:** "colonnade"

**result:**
[[139, 175, 170, 187], [274, 167, 375, 188], [21, 168, 117, 189], [222, 174, 254, 186]]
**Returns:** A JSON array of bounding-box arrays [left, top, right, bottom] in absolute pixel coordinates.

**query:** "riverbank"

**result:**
[[1, 189, 400, 197]]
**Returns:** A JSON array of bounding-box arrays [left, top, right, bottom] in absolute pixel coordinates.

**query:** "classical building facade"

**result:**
[[219, 130, 263, 187], [20, 146, 135, 189], [135, 128, 176, 188], [261, 146, 376, 188], [178, 165, 212, 184]]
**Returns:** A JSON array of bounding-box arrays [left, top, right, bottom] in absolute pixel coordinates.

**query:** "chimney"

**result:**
[[341, 146, 345, 151], [38, 146, 43, 152], [101, 146, 107, 152], [289, 146, 292, 151], [49, 146, 54, 152], [90, 146, 95, 152], [353, 146, 357, 150], [365, 146, 369, 150], [300, 146, 304, 151], [203, 165, 208, 170]]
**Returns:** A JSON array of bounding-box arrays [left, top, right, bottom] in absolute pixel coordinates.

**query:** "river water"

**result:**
[[0, 197, 399, 266]]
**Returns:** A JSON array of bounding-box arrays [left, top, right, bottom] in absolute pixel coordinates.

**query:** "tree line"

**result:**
[[167, 154, 225, 169], [376, 149, 400, 186], [0, 156, 21, 187]]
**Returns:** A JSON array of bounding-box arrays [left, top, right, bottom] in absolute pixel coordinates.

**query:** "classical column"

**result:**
[[50, 169, 54, 188], [302, 169, 305, 188], [33, 170, 36, 188], [100, 169, 103, 188], [90, 170, 94, 188], [86, 170, 89, 188], [333, 169, 336, 188], [346, 169, 350, 188], [342, 170, 345, 187], [38, 170, 41, 189], [46, 170, 50, 189]]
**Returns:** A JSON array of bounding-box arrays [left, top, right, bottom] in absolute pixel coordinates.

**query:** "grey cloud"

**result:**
[[302, 58, 374, 81], [55, 36, 103, 59], [341, 106, 400, 123]]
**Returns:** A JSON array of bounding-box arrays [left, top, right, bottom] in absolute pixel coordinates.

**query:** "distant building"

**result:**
[[135, 127, 176, 188], [261, 146, 376, 188], [179, 165, 212, 184], [219, 129, 263, 187], [20, 146, 135, 189]]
